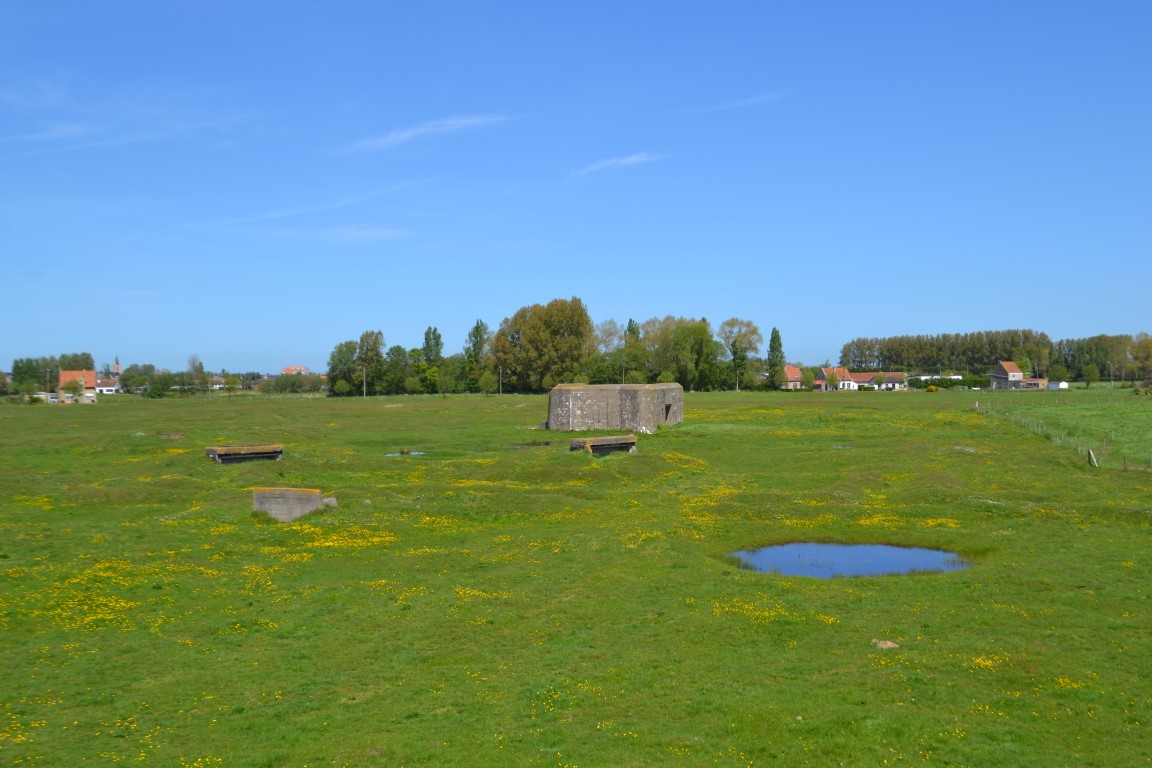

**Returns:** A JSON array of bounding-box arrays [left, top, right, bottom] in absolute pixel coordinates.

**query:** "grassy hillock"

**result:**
[[2, 391, 1149, 766]]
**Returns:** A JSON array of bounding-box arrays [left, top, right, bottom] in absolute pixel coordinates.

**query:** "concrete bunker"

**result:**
[[253, 487, 337, 522], [546, 383, 683, 434]]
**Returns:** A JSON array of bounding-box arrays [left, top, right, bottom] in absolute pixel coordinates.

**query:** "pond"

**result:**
[[730, 543, 968, 578]]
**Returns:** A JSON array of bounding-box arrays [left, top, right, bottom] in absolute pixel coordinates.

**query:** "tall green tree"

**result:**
[[642, 316, 724, 386], [463, 319, 491, 392], [326, 340, 359, 397], [356, 330, 386, 396], [766, 327, 786, 390], [718, 318, 762, 391], [490, 297, 593, 392], [382, 346, 411, 395], [621, 318, 649, 383], [671, 319, 721, 391], [11, 357, 53, 390], [801, 366, 816, 390], [595, 319, 622, 354], [119, 363, 156, 394], [641, 316, 684, 383], [1132, 333, 1152, 381], [58, 352, 95, 370], [422, 327, 444, 368]]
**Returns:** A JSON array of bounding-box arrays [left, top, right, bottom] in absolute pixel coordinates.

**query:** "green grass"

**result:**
[[2, 391, 1150, 766], [976, 386, 1152, 469]]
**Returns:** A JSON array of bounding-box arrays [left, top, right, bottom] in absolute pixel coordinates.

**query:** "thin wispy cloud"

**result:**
[[4, 118, 240, 158], [577, 152, 669, 176], [0, 123, 93, 145], [0, 78, 247, 157], [343, 114, 511, 153], [243, 226, 411, 242], [203, 180, 428, 228], [707, 90, 788, 112], [0, 77, 75, 113], [318, 226, 409, 241]]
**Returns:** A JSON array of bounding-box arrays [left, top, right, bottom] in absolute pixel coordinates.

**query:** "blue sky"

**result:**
[[3, 2, 1149, 375]]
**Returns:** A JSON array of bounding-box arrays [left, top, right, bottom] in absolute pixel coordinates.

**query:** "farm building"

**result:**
[[990, 361, 1048, 390]]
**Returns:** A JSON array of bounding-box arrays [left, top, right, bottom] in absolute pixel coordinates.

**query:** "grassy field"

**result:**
[[1, 390, 1150, 767], [976, 386, 1152, 470]]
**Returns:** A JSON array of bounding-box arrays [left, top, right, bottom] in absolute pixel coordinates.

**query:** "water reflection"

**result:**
[[731, 543, 967, 578]]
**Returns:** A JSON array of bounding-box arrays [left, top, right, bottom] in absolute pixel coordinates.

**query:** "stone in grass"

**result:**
[[871, 639, 899, 650], [253, 487, 337, 522]]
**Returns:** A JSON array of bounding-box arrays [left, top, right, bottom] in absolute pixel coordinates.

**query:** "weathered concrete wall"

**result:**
[[253, 487, 335, 522], [546, 383, 683, 434]]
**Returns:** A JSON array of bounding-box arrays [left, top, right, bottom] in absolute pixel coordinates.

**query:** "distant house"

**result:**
[[761, 364, 806, 390], [850, 371, 908, 391], [281, 365, 310, 376], [59, 370, 98, 403], [816, 367, 857, 392], [989, 361, 1023, 389], [990, 361, 1048, 390], [95, 378, 120, 395], [782, 364, 804, 390]]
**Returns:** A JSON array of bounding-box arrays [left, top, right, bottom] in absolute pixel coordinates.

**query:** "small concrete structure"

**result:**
[[570, 434, 638, 456], [547, 383, 683, 434], [206, 444, 284, 464], [253, 487, 337, 522]]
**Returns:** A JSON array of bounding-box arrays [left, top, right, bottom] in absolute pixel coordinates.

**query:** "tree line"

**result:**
[[839, 330, 1152, 383], [325, 297, 791, 396], [15, 314, 1144, 401], [2, 353, 280, 399], [6, 353, 96, 396]]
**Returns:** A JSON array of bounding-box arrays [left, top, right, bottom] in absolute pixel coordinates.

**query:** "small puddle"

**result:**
[[384, 451, 427, 457], [731, 543, 967, 578]]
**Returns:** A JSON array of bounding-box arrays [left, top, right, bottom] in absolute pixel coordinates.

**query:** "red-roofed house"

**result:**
[[782, 364, 804, 390], [58, 370, 98, 403], [759, 364, 807, 390], [816, 366, 856, 392]]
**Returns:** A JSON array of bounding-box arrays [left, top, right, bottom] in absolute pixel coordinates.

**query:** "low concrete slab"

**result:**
[[206, 444, 284, 464], [253, 487, 336, 522], [570, 434, 637, 456]]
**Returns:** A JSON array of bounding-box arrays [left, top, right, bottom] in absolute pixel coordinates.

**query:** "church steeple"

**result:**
[[114, 356, 121, 378]]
